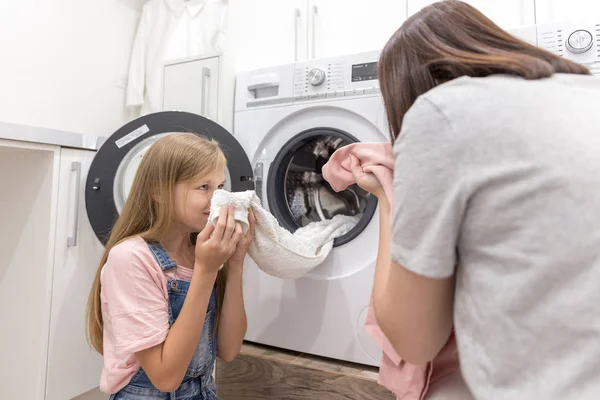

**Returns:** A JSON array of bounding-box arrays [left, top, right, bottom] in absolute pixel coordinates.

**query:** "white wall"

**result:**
[[0, 0, 144, 137]]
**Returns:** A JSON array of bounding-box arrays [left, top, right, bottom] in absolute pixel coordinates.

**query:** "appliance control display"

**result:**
[[566, 30, 594, 54], [352, 61, 377, 82]]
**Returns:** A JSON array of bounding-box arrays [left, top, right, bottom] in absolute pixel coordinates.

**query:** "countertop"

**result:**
[[0, 121, 106, 151]]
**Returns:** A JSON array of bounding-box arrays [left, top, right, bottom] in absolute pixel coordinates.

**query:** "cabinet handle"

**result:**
[[201, 67, 211, 118], [311, 5, 318, 59], [294, 8, 301, 61], [67, 161, 81, 247]]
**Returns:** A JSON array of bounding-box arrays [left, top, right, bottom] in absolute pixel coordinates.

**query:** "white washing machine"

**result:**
[[233, 50, 389, 367]]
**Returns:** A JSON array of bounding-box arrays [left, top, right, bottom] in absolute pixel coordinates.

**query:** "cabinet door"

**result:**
[[309, 0, 407, 59], [228, 0, 307, 72], [408, 0, 535, 29], [163, 56, 220, 121], [535, 0, 600, 24], [45, 148, 105, 400], [0, 139, 60, 400]]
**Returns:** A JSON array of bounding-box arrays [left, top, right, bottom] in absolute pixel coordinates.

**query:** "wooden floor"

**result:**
[[216, 342, 394, 400]]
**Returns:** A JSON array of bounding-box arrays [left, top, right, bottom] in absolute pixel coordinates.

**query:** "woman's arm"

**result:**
[[349, 153, 455, 365], [372, 195, 455, 364], [216, 262, 247, 362]]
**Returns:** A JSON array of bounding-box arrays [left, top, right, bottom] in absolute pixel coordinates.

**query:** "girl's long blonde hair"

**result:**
[[86, 132, 227, 354]]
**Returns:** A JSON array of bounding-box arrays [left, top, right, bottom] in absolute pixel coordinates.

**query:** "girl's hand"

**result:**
[[195, 206, 244, 274], [349, 154, 385, 199], [228, 208, 256, 266]]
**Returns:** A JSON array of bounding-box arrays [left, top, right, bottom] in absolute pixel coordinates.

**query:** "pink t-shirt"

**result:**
[[99, 236, 194, 394]]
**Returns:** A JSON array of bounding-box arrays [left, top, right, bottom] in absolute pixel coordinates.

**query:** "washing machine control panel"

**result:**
[[537, 20, 600, 75], [237, 50, 383, 110], [292, 50, 381, 102], [308, 68, 327, 86]]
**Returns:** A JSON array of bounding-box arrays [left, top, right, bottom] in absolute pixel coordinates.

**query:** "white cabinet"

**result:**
[[309, 0, 407, 59], [0, 139, 60, 400], [228, 0, 407, 72], [535, 0, 600, 24], [45, 148, 104, 400], [408, 0, 535, 29], [228, 0, 307, 72], [163, 55, 221, 121], [0, 139, 103, 400], [162, 53, 236, 133]]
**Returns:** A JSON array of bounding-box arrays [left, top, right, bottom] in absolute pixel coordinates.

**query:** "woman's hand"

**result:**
[[349, 154, 385, 199], [228, 208, 256, 266], [195, 206, 244, 274]]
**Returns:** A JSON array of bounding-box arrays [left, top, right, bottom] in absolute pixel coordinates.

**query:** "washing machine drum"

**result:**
[[85, 111, 254, 245], [267, 128, 378, 247]]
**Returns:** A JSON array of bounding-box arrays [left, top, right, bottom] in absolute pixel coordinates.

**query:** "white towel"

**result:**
[[209, 189, 360, 279]]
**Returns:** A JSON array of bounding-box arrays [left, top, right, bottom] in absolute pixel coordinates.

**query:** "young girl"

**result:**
[[86, 132, 255, 399]]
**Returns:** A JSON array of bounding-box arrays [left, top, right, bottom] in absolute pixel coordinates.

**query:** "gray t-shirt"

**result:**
[[391, 73, 600, 399]]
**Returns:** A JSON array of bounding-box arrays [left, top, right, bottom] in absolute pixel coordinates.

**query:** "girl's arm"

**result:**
[[214, 209, 255, 362], [135, 268, 217, 392], [216, 262, 247, 362], [135, 206, 242, 392]]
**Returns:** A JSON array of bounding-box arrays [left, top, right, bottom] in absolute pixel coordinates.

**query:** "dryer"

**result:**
[[233, 51, 389, 366]]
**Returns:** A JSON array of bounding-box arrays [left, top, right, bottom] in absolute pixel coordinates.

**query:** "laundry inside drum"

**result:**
[[282, 135, 370, 229]]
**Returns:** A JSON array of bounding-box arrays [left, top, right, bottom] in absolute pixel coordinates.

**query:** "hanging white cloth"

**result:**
[[126, 0, 228, 116], [209, 190, 360, 279]]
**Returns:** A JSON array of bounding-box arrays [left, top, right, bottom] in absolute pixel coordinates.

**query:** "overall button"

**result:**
[[170, 280, 179, 291]]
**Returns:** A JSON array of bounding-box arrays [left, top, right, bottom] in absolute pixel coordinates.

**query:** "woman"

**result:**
[[351, 1, 600, 399]]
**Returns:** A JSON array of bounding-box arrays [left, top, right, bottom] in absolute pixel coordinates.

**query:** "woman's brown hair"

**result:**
[[378, 0, 590, 141]]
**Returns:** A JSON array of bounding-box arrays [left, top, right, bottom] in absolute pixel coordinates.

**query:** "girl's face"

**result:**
[[172, 168, 226, 233]]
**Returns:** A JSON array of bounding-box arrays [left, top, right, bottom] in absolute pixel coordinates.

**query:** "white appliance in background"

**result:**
[[536, 20, 600, 75], [234, 51, 388, 366], [162, 53, 236, 133], [509, 25, 538, 45]]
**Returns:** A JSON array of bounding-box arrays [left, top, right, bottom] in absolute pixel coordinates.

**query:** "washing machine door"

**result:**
[[85, 111, 254, 245], [267, 127, 378, 248]]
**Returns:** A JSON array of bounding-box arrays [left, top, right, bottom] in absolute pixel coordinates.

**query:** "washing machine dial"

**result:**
[[308, 68, 326, 86], [566, 30, 594, 54]]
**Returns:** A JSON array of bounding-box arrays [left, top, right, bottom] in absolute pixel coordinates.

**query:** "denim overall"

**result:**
[[111, 241, 218, 400]]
